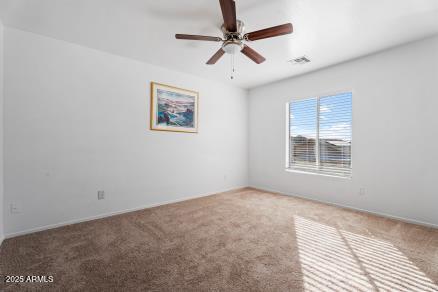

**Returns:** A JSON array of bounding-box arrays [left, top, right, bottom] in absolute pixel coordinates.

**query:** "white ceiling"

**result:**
[[0, 0, 437, 89]]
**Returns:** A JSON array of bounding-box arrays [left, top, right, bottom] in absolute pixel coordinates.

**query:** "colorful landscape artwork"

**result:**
[[150, 82, 198, 133]]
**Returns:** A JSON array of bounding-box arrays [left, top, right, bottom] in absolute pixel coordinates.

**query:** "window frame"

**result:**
[[285, 90, 353, 179]]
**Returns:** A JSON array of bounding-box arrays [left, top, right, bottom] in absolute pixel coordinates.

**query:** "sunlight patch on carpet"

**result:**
[[294, 216, 438, 292]]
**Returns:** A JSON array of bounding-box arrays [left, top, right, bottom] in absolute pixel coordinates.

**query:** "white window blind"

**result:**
[[288, 92, 352, 177]]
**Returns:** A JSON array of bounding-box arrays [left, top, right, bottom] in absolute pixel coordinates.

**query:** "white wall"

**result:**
[[249, 35, 438, 226], [3, 28, 248, 236], [0, 20, 4, 244]]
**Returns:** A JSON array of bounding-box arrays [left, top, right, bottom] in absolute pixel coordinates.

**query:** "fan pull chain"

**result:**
[[230, 54, 235, 80]]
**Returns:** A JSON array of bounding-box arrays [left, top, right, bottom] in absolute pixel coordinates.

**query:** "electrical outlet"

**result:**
[[359, 188, 366, 196], [10, 203, 20, 214], [98, 191, 105, 200]]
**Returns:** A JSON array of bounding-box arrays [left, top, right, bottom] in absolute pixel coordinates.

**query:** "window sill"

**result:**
[[285, 168, 352, 180]]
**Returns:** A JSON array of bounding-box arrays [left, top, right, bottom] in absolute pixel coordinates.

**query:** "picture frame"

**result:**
[[150, 82, 199, 133]]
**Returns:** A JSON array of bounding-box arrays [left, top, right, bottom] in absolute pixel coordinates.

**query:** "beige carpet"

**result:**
[[1, 188, 437, 291]]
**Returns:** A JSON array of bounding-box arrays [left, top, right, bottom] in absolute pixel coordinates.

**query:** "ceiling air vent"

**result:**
[[290, 56, 311, 65]]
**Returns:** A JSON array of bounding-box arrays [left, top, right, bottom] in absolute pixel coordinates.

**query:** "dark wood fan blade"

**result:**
[[244, 23, 293, 41], [241, 45, 265, 64], [206, 48, 226, 65], [219, 0, 237, 32], [175, 34, 222, 42]]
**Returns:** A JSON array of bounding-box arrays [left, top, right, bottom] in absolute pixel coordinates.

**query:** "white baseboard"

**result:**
[[5, 186, 250, 239], [249, 185, 438, 229], [7, 184, 434, 240]]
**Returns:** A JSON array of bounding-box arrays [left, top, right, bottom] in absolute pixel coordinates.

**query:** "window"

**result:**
[[287, 92, 352, 177]]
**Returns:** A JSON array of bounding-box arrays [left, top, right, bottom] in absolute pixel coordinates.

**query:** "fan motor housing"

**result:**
[[221, 19, 245, 39], [221, 20, 245, 54]]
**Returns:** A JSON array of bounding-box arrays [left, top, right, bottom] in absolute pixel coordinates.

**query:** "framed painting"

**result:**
[[150, 82, 199, 133]]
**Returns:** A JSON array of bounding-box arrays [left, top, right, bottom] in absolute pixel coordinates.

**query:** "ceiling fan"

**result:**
[[175, 0, 293, 65]]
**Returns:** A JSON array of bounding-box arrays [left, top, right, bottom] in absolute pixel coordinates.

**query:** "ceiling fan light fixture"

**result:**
[[222, 41, 244, 55]]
